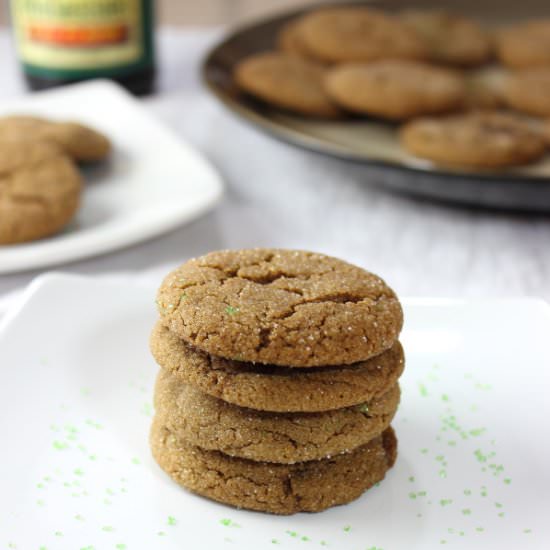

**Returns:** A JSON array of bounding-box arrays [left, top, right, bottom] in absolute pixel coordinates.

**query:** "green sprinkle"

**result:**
[[462, 509, 471, 515], [523, 529, 532, 534], [52, 440, 69, 450], [55, 531, 63, 537], [179, 292, 187, 301], [498, 513, 505, 518], [75, 514, 84, 521], [504, 478, 511, 485], [102, 526, 114, 532], [271, 540, 279, 545], [37, 499, 45, 506], [225, 305, 240, 316], [409, 492, 417, 500], [475, 382, 492, 391], [37, 483, 44, 489], [80, 387, 91, 396], [286, 531, 298, 538], [408, 476, 415, 482], [480, 487, 488, 497], [459, 531, 465, 536], [440, 499, 452, 507], [357, 403, 369, 414], [435, 455, 445, 462], [420, 448, 428, 454], [440, 540, 447, 545], [8, 543, 16, 548], [441, 394, 449, 402], [417, 491, 427, 497], [157, 531, 166, 536], [439, 469, 447, 479], [343, 525, 351, 532], [474, 449, 487, 463], [167, 516, 177, 526], [447, 440, 456, 447], [495, 502, 503, 509], [475, 527, 484, 533], [301, 536, 310, 541], [469, 428, 486, 437], [320, 541, 328, 546], [115, 545, 127, 550], [131, 457, 140, 465], [80, 547, 94, 550], [418, 383, 428, 397], [74, 468, 84, 476], [88, 454, 97, 461]]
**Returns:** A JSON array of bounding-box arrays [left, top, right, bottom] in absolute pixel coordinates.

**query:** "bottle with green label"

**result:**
[[11, 0, 156, 95]]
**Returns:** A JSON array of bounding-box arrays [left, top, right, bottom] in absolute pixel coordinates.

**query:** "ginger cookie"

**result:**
[[150, 416, 397, 515], [0, 115, 111, 162], [496, 20, 550, 69], [156, 249, 403, 367], [0, 141, 82, 244], [234, 52, 339, 118], [400, 10, 492, 67], [297, 7, 427, 64], [503, 68, 550, 117], [324, 61, 465, 121], [399, 112, 546, 168], [154, 368, 400, 464], [150, 322, 404, 412]]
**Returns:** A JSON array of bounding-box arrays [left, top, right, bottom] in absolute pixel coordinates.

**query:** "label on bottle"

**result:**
[[11, 0, 153, 79]]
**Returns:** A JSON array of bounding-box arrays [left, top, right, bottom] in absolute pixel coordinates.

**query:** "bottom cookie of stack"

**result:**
[[150, 416, 397, 515]]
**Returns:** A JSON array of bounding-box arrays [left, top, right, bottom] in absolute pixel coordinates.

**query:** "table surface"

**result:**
[[0, 27, 549, 314]]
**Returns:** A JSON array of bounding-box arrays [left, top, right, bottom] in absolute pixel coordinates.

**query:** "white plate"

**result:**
[[1, 274, 549, 549], [0, 81, 223, 274]]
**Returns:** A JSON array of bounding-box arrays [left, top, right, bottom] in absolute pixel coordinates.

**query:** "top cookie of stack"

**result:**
[[155, 248, 402, 369], [149, 249, 404, 514]]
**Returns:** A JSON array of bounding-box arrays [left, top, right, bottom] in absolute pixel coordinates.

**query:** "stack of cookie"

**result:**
[[150, 249, 404, 514], [0, 115, 110, 245]]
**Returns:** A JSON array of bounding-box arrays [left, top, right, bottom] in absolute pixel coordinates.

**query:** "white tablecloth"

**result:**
[[1, 28, 549, 315]]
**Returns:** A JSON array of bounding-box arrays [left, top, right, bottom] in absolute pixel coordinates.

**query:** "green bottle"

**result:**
[[11, 0, 155, 95]]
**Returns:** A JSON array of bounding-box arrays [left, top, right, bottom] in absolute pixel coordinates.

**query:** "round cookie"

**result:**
[[399, 112, 546, 168], [150, 322, 404, 412], [234, 52, 339, 118], [0, 141, 82, 244], [496, 20, 550, 69], [154, 368, 400, 464], [150, 417, 397, 515], [297, 7, 427, 64], [400, 10, 492, 67], [325, 61, 465, 120], [503, 68, 550, 117], [0, 115, 111, 162], [156, 249, 403, 367]]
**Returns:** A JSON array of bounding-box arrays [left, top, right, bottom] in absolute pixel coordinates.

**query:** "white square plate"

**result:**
[[1, 274, 549, 549], [0, 81, 223, 274]]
